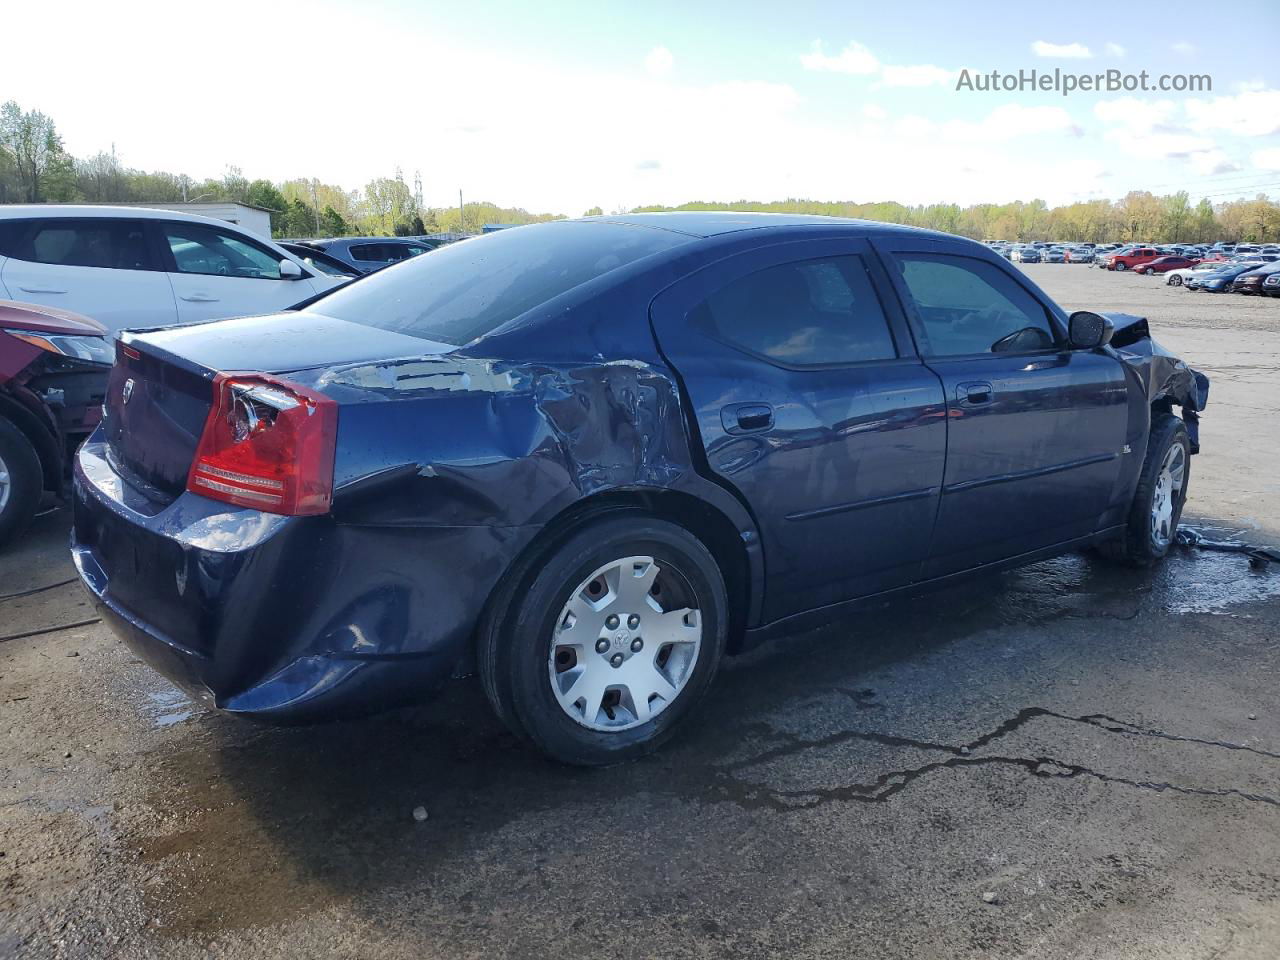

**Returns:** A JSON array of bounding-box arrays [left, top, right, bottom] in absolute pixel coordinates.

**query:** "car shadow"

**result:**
[[135, 525, 1273, 934]]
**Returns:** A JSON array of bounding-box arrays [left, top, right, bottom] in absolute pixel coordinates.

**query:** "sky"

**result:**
[[3, 0, 1278, 215]]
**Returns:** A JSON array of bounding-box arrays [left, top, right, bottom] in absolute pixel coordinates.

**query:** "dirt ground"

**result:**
[[2, 264, 1278, 959]]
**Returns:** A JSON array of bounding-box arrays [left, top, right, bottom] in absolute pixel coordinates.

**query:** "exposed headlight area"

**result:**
[[3, 330, 113, 366]]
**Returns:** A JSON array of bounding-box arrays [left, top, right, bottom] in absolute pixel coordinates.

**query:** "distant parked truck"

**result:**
[[1103, 247, 1161, 271]]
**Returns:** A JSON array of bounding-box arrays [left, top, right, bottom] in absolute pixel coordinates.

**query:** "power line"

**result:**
[[1140, 170, 1280, 192]]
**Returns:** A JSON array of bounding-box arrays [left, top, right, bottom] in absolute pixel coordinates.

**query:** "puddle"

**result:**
[[141, 684, 194, 728], [1162, 520, 1280, 615], [1163, 550, 1280, 614]]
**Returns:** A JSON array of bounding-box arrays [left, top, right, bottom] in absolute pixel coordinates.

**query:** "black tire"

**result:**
[[0, 417, 43, 549], [1097, 413, 1190, 567], [478, 515, 727, 766], [1114, 261, 1127, 271], [1169, 275, 1183, 286]]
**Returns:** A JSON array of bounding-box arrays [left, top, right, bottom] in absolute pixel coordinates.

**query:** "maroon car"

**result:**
[[1135, 256, 1201, 275], [0, 301, 111, 545]]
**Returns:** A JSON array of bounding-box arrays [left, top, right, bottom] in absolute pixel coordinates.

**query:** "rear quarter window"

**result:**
[[310, 221, 693, 345]]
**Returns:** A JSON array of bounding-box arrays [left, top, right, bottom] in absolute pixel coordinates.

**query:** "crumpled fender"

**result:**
[[1102, 312, 1210, 452]]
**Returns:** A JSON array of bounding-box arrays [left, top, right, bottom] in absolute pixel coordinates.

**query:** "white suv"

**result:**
[[0, 205, 345, 336]]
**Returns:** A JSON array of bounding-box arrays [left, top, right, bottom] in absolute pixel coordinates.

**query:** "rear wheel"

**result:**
[[479, 515, 727, 766], [1096, 413, 1190, 567], [0, 417, 43, 549]]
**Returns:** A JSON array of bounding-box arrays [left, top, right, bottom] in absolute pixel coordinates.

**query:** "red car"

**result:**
[[0, 301, 111, 545], [1135, 255, 1201, 275], [1105, 247, 1161, 271]]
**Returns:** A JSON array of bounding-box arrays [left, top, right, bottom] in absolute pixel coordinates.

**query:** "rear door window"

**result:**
[[6, 218, 155, 270], [692, 256, 897, 366], [349, 243, 390, 263]]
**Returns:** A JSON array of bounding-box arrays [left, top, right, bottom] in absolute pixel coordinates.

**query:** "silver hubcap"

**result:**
[[549, 555, 702, 732], [1150, 442, 1186, 548], [0, 452, 10, 514]]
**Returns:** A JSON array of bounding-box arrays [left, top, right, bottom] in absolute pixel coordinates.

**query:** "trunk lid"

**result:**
[[105, 311, 454, 504]]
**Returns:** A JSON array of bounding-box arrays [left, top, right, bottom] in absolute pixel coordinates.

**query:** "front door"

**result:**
[[650, 238, 948, 623], [873, 242, 1130, 577], [156, 221, 318, 324]]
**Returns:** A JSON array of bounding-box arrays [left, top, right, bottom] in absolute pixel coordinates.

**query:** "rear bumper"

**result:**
[[72, 435, 540, 721]]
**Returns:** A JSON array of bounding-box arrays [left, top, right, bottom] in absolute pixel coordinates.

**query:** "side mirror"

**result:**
[[1068, 311, 1114, 350], [279, 259, 304, 280]]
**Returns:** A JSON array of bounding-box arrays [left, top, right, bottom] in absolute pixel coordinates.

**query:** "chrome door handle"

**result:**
[[180, 294, 219, 303], [721, 402, 774, 434], [957, 381, 994, 405], [19, 286, 67, 294]]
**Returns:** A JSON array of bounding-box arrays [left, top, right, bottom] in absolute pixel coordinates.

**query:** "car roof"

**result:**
[[0, 203, 259, 231], [326, 236, 432, 244], [581, 211, 951, 240]]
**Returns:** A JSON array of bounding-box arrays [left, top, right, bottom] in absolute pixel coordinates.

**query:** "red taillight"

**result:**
[[187, 373, 337, 516]]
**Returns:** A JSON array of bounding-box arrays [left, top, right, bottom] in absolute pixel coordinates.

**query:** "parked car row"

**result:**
[[1173, 259, 1280, 294], [993, 234, 1280, 296], [988, 239, 1280, 276], [1084, 242, 1280, 295]]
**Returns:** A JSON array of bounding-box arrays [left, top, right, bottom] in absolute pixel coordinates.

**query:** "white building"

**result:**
[[105, 201, 275, 239]]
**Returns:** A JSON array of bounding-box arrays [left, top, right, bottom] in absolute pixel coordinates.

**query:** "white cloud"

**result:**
[[801, 40, 954, 87], [1104, 42, 1126, 57], [1094, 97, 1222, 165], [894, 115, 934, 139], [1185, 89, 1280, 137], [888, 105, 1079, 144], [1188, 150, 1240, 176], [879, 63, 956, 88], [800, 40, 878, 75], [1252, 147, 1280, 170], [644, 46, 673, 77], [1171, 42, 1195, 54], [1031, 40, 1092, 58], [862, 104, 887, 120], [1094, 97, 1179, 134], [953, 104, 1078, 141]]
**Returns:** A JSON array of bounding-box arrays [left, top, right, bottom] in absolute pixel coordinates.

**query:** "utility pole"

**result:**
[[311, 179, 321, 236], [459, 189, 465, 234]]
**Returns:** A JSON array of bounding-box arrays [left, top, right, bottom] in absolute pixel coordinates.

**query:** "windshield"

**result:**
[[308, 221, 693, 345]]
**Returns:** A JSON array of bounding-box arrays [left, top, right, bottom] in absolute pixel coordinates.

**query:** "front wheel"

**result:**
[[0, 418, 43, 549], [1169, 275, 1184, 286], [479, 515, 727, 766], [1114, 261, 1128, 271], [1096, 414, 1190, 567]]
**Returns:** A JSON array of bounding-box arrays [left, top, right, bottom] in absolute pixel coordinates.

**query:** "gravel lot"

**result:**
[[2, 264, 1278, 959]]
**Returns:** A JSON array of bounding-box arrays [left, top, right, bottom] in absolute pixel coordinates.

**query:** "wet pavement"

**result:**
[[1, 266, 1278, 959]]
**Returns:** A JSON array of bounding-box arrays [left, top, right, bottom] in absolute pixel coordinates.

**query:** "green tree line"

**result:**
[[630, 194, 1280, 244], [3, 100, 1278, 243]]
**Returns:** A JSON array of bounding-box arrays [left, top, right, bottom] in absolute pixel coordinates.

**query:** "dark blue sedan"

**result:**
[[71, 214, 1207, 765]]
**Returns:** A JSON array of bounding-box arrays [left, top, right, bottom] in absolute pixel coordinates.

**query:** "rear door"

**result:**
[[650, 238, 947, 622], [0, 217, 177, 334], [873, 240, 1130, 577], [157, 220, 319, 324]]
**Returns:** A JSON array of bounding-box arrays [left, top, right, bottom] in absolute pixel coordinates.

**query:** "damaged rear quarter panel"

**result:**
[[305, 353, 696, 528]]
